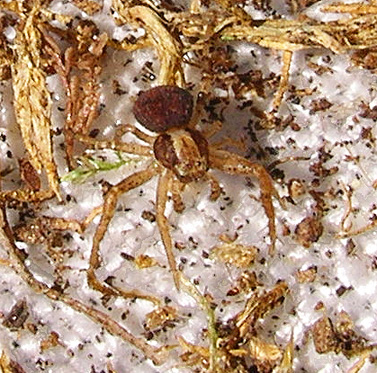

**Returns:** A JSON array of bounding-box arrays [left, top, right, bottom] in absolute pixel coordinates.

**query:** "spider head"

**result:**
[[154, 129, 209, 183]]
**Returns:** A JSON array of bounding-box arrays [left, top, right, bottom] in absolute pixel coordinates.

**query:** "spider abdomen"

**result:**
[[133, 86, 194, 133], [153, 129, 209, 183]]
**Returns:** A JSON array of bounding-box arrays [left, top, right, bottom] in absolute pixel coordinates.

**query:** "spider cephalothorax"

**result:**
[[83, 85, 277, 291], [153, 129, 209, 183]]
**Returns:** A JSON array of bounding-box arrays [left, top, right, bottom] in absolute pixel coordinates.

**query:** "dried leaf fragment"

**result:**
[[72, 0, 103, 15], [248, 336, 282, 370], [215, 282, 290, 372], [211, 242, 258, 268], [227, 270, 260, 296], [11, 3, 60, 199], [13, 216, 83, 245], [236, 282, 289, 337], [352, 47, 377, 71], [2, 299, 29, 330], [144, 306, 178, 331], [40, 331, 63, 352], [312, 316, 338, 354], [0, 21, 12, 80], [113, 3, 184, 85], [134, 254, 159, 269], [178, 336, 210, 369], [311, 312, 370, 357], [18, 159, 41, 191], [295, 215, 323, 248], [295, 266, 317, 283]]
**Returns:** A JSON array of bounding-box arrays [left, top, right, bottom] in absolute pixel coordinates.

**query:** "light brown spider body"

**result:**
[[82, 86, 277, 291]]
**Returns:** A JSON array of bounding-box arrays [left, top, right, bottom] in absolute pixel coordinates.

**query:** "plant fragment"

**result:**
[[2, 299, 29, 331], [0, 350, 26, 373], [211, 241, 258, 268], [112, 2, 185, 86], [61, 153, 141, 184], [8, 0, 61, 200], [311, 311, 374, 358]]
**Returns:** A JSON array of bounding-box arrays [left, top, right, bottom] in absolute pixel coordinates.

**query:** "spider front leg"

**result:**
[[114, 124, 155, 145], [156, 170, 181, 289], [77, 123, 155, 155], [170, 172, 221, 213], [205, 172, 222, 201], [87, 163, 161, 304], [171, 177, 186, 213], [209, 148, 277, 254]]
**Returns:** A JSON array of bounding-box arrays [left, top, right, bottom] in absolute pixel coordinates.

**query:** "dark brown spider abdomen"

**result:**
[[154, 129, 209, 183], [133, 86, 194, 133]]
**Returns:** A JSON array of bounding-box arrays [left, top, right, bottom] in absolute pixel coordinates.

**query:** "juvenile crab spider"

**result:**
[[82, 86, 277, 290]]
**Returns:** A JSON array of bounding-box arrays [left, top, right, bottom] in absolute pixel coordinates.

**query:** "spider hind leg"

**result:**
[[209, 149, 277, 254]]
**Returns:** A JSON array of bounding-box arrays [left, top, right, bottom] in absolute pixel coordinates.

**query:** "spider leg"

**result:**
[[115, 124, 155, 145], [87, 162, 161, 304], [210, 136, 247, 152], [77, 133, 152, 156], [205, 171, 222, 201], [200, 120, 222, 139], [209, 148, 277, 254], [156, 170, 181, 289], [171, 177, 186, 213]]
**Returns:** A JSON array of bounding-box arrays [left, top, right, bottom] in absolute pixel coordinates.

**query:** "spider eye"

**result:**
[[133, 86, 194, 133]]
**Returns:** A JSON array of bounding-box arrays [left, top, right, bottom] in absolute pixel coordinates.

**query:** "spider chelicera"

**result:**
[[81, 86, 277, 290]]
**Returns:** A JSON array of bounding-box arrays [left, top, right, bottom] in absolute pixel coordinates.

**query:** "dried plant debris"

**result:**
[[0, 351, 26, 373], [295, 214, 324, 248], [352, 47, 377, 71], [311, 311, 374, 358], [171, 2, 377, 53], [71, 0, 103, 15], [215, 282, 290, 372], [0, 16, 12, 81], [144, 305, 178, 332], [2, 299, 29, 331], [211, 241, 259, 268], [44, 19, 108, 169], [112, 2, 185, 86], [295, 266, 317, 283], [227, 270, 261, 296], [39, 331, 64, 352], [18, 159, 41, 192], [178, 278, 290, 372], [0, 208, 168, 366], [134, 254, 159, 269], [13, 216, 83, 246], [4, 1, 61, 201]]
